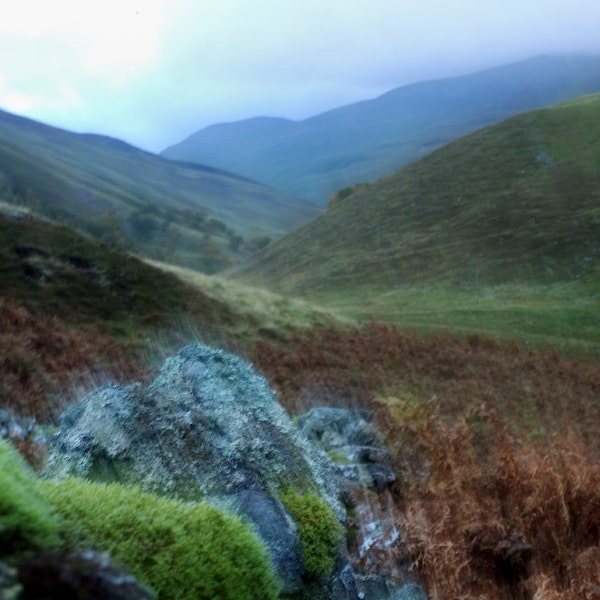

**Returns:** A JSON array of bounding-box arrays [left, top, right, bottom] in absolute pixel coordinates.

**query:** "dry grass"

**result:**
[[252, 322, 600, 599], [252, 323, 600, 450], [0, 297, 145, 422], [145, 259, 348, 336], [379, 398, 600, 599]]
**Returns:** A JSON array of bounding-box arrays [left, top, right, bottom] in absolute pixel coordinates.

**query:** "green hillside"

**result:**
[[162, 55, 600, 205], [0, 109, 318, 273], [0, 204, 341, 420], [0, 208, 240, 339], [229, 94, 600, 357]]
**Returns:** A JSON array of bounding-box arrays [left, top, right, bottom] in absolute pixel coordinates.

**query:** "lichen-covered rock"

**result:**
[[44, 344, 339, 508], [42, 343, 342, 594]]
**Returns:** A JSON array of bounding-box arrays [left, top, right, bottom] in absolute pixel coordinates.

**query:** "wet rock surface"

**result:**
[[298, 407, 428, 600]]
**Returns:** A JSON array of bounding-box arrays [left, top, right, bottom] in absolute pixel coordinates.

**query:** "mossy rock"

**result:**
[[39, 477, 280, 600], [280, 490, 344, 580], [0, 439, 60, 559]]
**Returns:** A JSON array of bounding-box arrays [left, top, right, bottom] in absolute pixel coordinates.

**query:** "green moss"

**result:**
[[0, 439, 60, 558], [326, 450, 352, 465], [280, 490, 344, 580], [39, 478, 279, 600]]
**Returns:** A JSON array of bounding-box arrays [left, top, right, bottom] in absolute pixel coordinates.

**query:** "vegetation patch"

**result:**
[[0, 439, 59, 559], [40, 477, 280, 600], [253, 322, 600, 455], [230, 94, 600, 356], [378, 396, 600, 599], [280, 489, 344, 580], [0, 296, 144, 422]]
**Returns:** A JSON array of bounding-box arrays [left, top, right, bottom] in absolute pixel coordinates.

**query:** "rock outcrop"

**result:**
[[298, 407, 427, 600], [43, 344, 342, 596], [42, 344, 428, 599]]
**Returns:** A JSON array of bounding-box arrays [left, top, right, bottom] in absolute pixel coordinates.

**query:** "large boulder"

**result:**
[[43, 344, 342, 595], [44, 344, 340, 507]]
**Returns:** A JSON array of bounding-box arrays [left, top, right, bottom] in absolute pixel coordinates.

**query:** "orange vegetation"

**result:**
[[253, 322, 600, 599], [0, 297, 144, 422]]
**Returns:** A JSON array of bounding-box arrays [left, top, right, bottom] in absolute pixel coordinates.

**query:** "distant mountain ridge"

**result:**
[[0, 108, 318, 272], [163, 54, 600, 205], [228, 93, 600, 296]]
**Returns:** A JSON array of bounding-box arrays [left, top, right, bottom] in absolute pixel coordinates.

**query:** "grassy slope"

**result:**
[[2, 215, 599, 599], [0, 206, 346, 420], [162, 55, 600, 204], [230, 94, 600, 358], [0, 109, 319, 272], [0, 207, 252, 418], [0, 211, 238, 337]]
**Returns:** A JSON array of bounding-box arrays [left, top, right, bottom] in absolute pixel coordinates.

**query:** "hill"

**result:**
[[0, 202, 345, 420], [0, 109, 318, 273], [228, 93, 600, 356], [2, 189, 600, 600], [162, 54, 600, 205]]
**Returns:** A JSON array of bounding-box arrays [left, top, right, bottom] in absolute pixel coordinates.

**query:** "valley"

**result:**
[[1, 58, 600, 600]]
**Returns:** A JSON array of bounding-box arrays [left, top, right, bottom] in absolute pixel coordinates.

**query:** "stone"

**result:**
[[297, 407, 396, 493], [0, 561, 20, 600], [43, 343, 342, 594], [44, 344, 340, 508], [298, 407, 428, 600], [232, 490, 304, 594], [17, 551, 155, 599], [390, 583, 428, 600]]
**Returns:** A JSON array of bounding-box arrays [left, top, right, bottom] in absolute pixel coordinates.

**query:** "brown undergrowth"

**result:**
[[252, 322, 600, 599], [379, 399, 600, 599], [252, 322, 600, 454], [0, 297, 145, 422]]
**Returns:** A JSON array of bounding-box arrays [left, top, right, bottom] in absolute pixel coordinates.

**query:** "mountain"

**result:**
[[0, 109, 318, 273], [228, 93, 600, 299], [162, 54, 600, 205]]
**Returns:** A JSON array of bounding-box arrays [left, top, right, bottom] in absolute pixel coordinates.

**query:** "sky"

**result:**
[[1, 0, 600, 153]]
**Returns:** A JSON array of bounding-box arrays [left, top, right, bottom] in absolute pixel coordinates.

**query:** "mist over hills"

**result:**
[[229, 93, 600, 299], [0, 109, 318, 273], [163, 54, 600, 205]]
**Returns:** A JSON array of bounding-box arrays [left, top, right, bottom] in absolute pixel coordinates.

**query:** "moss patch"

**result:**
[[280, 490, 344, 580], [40, 478, 280, 600], [0, 439, 60, 559]]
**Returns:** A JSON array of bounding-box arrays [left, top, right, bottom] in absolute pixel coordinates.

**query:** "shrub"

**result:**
[[0, 439, 60, 558], [39, 478, 280, 600], [280, 489, 344, 580]]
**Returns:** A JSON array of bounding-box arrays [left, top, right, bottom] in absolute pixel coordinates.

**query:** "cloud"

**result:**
[[2, 0, 600, 151]]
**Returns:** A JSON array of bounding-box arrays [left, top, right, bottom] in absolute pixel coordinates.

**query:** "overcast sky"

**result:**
[[1, 0, 600, 153]]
